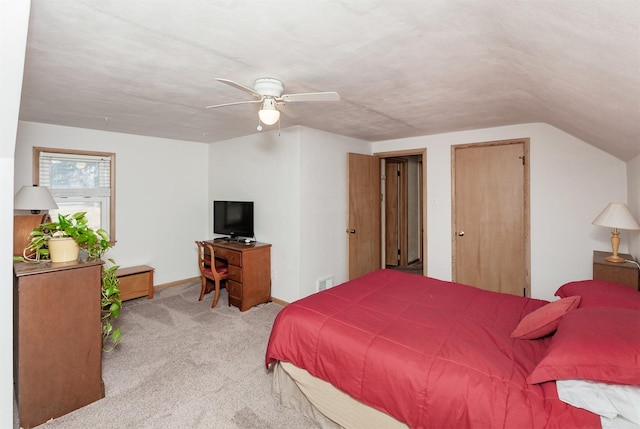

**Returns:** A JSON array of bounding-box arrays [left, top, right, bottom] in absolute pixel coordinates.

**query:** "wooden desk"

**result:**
[[206, 240, 271, 311], [14, 258, 105, 428], [593, 250, 639, 290]]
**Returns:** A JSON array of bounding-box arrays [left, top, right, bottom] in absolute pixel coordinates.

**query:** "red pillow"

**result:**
[[555, 280, 640, 310], [527, 307, 640, 385], [511, 296, 581, 339]]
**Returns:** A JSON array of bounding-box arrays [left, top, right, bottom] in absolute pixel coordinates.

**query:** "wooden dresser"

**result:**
[[593, 250, 639, 290], [13, 258, 105, 428], [206, 240, 271, 311]]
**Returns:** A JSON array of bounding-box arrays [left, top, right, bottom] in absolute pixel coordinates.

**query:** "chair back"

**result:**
[[195, 240, 225, 280], [195, 240, 228, 307], [195, 240, 208, 274]]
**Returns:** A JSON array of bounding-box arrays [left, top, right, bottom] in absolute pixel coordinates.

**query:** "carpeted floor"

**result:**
[[388, 260, 423, 275], [16, 281, 317, 429]]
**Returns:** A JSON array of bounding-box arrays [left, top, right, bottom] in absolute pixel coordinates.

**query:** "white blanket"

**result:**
[[557, 379, 640, 429]]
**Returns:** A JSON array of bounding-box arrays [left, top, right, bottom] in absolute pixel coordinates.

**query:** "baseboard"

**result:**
[[270, 296, 288, 307], [153, 276, 200, 292]]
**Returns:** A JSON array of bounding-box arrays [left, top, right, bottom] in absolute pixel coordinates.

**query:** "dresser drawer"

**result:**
[[227, 250, 242, 267], [228, 266, 243, 283], [227, 280, 242, 300]]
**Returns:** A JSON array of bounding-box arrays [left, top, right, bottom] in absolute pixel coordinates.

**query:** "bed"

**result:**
[[265, 269, 640, 429]]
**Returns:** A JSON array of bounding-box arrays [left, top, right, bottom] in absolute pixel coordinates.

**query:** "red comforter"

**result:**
[[265, 269, 599, 428]]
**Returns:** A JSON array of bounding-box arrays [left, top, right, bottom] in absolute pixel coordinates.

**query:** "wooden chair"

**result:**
[[195, 241, 228, 308]]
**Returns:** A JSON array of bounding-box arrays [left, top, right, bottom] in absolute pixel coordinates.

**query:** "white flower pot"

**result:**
[[48, 237, 79, 263]]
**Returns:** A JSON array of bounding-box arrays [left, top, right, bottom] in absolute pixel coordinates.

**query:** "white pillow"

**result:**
[[556, 379, 640, 429]]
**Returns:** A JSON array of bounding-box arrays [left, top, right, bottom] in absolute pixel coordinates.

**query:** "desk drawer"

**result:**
[[227, 250, 242, 266], [228, 266, 243, 283], [227, 280, 242, 300], [213, 247, 228, 259]]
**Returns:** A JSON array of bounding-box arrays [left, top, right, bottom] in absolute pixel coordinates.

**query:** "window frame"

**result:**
[[33, 146, 116, 244]]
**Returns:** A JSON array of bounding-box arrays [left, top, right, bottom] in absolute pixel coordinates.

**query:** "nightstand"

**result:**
[[593, 250, 639, 291]]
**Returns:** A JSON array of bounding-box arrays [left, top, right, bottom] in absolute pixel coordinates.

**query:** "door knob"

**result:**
[[458, 231, 465, 236], [346, 229, 356, 234]]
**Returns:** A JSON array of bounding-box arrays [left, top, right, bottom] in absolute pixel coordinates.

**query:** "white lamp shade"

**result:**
[[592, 203, 640, 230], [258, 98, 280, 125], [14, 185, 58, 210]]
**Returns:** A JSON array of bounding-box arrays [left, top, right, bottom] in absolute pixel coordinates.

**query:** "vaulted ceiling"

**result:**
[[19, 1, 640, 160]]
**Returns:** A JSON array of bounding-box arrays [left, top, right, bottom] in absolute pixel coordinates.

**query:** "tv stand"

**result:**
[[205, 240, 271, 311]]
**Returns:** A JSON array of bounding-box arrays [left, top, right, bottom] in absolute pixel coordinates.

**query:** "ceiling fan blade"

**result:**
[[206, 100, 261, 109], [215, 78, 263, 99], [276, 102, 299, 118], [280, 92, 340, 103]]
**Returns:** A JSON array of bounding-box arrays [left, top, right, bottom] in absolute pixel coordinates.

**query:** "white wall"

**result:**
[[298, 127, 371, 298], [627, 153, 640, 258], [373, 123, 628, 300], [15, 122, 210, 285], [208, 127, 302, 302], [208, 126, 370, 302], [1, 1, 30, 426]]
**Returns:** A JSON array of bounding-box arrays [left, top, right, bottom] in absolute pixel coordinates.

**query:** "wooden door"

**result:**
[[452, 140, 529, 296], [385, 160, 409, 267], [348, 153, 381, 280], [385, 161, 400, 266]]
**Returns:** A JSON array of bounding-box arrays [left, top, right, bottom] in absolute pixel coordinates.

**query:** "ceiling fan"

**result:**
[[206, 78, 340, 128]]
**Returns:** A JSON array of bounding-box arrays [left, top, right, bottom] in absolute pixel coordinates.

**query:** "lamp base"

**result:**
[[604, 254, 626, 263]]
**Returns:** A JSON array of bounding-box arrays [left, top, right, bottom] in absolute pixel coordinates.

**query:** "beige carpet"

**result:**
[[16, 281, 317, 429]]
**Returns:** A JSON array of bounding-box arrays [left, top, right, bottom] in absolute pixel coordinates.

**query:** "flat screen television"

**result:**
[[213, 200, 254, 239]]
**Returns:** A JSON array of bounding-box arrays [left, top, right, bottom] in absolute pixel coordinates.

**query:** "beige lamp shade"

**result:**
[[592, 202, 640, 263], [14, 185, 58, 212], [592, 203, 640, 230]]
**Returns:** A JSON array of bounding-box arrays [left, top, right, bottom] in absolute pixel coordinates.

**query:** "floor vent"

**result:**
[[318, 277, 334, 291]]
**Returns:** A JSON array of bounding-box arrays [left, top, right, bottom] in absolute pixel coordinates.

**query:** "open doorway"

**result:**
[[376, 149, 426, 276], [347, 149, 426, 280]]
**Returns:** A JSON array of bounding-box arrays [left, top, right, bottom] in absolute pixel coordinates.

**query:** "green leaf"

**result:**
[[71, 211, 87, 220], [112, 328, 122, 341]]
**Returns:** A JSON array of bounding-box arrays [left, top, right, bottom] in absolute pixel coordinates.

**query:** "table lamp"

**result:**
[[592, 202, 640, 263], [13, 185, 58, 256]]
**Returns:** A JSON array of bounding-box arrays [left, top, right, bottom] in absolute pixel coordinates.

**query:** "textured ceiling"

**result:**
[[19, 0, 640, 161]]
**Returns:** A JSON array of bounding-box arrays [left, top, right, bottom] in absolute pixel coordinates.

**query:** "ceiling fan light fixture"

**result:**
[[209, 77, 339, 128], [258, 98, 280, 125]]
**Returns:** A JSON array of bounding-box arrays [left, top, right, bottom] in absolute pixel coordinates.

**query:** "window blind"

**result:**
[[39, 152, 111, 198]]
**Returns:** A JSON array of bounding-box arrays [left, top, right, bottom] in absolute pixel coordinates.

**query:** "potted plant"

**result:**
[[23, 212, 110, 262], [22, 211, 122, 351]]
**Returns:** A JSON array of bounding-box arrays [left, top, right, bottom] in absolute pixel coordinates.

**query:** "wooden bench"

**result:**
[[115, 265, 154, 301]]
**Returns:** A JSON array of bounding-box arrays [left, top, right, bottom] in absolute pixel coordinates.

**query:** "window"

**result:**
[[35, 147, 116, 243]]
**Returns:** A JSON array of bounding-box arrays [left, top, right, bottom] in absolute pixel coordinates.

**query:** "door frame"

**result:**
[[451, 138, 530, 296], [374, 148, 427, 276]]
